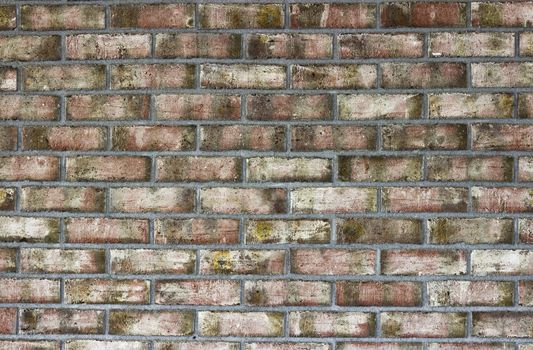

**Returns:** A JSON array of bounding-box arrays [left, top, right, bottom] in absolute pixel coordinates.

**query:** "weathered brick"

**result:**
[[199, 311, 284, 337], [0, 67, 16, 91], [291, 249, 375, 275], [111, 4, 194, 29], [66, 156, 150, 182], [23, 126, 106, 151], [428, 281, 514, 306], [67, 95, 150, 121], [292, 187, 377, 213], [472, 2, 533, 27], [429, 93, 514, 118], [336, 282, 422, 306], [20, 248, 105, 273], [383, 187, 468, 213], [0, 36, 61, 61], [381, 250, 467, 275], [248, 157, 331, 182], [113, 126, 195, 151], [155, 219, 239, 245], [23, 65, 105, 91], [0, 278, 59, 303], [21, 5, 104, 30], [339, 33, 423, 58], [201, 64, 285, 89], [111, 249, 195, 274], [201, 125, 285, 151], [338, 94, 423, 120], [247, 94, 332, 120], [519, 281, 533, 306], [247, 344, 329, 350], [0, 95, 59, 121], [156, 342, 238, 350], [518, 157, 533, 181], [112, 64, 195, 89], [430, 33, 514, 57], [155, 280, 240, 305], [292, 65, 376, 89], [337, 218, 422, 244], [519, 94, 533, 118], [21, 309, 103, 334], [338, 344, 422, 350], [382, 125, 467, 150], [0, 187, 15, 211], [65, 218, 149, 244], [200, 4, 283, 29], [381, 312, 466, 338], [246, 219, 330, 244], [21, 187, 105, 212], [382, 63, 467, 88], [0, 249, 16, 272], [156, 33, 241, 58], [65, 279, 149, 304], [0, 156, 59, 181], [109, 310, 194, 336], [473, 124, 533, 150], [156, 94, 241, 120], [472, 187, 533, 213], [201, 188, 286, 214], [428, 156, 513, 181], [245, 280, 331, 306], [429, 218, 513, 244], [0, 309, 16, 334], [520, 32, 533, 56], [247, 33, 332, 59], [66, 341, 148, 350], [0, 127, 17, 151], [0, 341, 59, 350], [428, 344, 513, 350], [110, 187, 195, 213], [156, 157, 241, 182], [0, 217, 59, 243], [339, 156, 422, 182], [471, 250, 533, 275], [200, 250, 285, 275], [472, 63, 533, 87], [290, 4, 376, 28], [289, 312, 375, 337], [472, 313, 533, 337], [292, 125, 376, 151], [0, 6, 15, 29], [520, 219, 533, 243], [381, 2, 466, 27], [66, 34, 151, 60]]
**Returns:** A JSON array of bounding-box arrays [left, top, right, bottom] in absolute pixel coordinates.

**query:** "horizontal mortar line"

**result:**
[[1, 0, 526, 4]]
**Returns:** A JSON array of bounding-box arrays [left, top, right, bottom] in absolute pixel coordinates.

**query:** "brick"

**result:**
[[21, 5, 104, 30], [0, 188, 15, 211], [381, 250, 467, 275], [518, 157, 533, 181], [66, 156, 150, 182], [519, 281, 533, 305], [471, 250, 533, 275], [65, 279, 149, 304], [21, 309, 103, 334], [292, 187, 377, 213], [291, 249, 375, 275], [245, 280, 331, 306], [199, 311, 284, 337], [0, 156, 59, 181], [155, 219, 239, 245], [109, 310, 194, 336], [382, 125, 467, 150], [156, 94, 240, 120], [156, 33, 241, 58], [201, 188, 286, 214], [338, 344, 422, 350], [247, 344, 329, 350], [339, 33, 423, 58], [428, 344, 513, 350], [111, 4, 194, 29], [429, 93, 514, 118], [0, 278, 59, 303], [0, 36, 61, 61], [65, 218, 148, 244], [428, 281, 514, 306], [111, 249, 195, 274], [201, 64, 285, 89], [339, 156, 422, 182], [67, 95, 150, 121], [248, 157, 331, 182], [113, 126, 195, 151], [472, 313, 533, 337], [292, 65, 376, 89], [200, 250, 285, 275], [246, 219, 330, 244], [201, 125, 285, 151], [382, 63, 467, 88], [112, 64, 195, 89], [110, 187, 195, 213], [429, 218, 513, 244], [383, 187, 468, 213], [200, 4, 283, 29], [0, 217, 60, 243], [381, 2, 466, 27], [430, 33, 514, 57], [472, 2, 533, 27], [519, 94, 533, 118], [338, 94, 423, 120], [0, 249, 16, 272], [0, 341, 59, 350], [336, 282, 422, 307], [0, 127, 16, 151], [247, 94, 332, 120], [520, 219, 533, 243], [66, 34, 151, 60], [473, 124, 533, 150], [23, 65, 105, 91], [292, 125, 376, 151], [0, 6, 15, 29], [0, 309, 16, 334], [472, 63, 533, 87], [472, 187, 533, 213], [23, 126, 106, 151], [156, 157, 241, 182], [155, 280, 240, 305], [427, 156, 513, 182], [0, 67, 16, 91], [0, 95, 59, 121], [337, 218, 422, 244], [289, 312, 375, 337], [521, 32, 533, 56], [66, 341, 148, 350], [290, 4, 375, 28], [21, 187, 105, 212], [381, 312, 466, 338], [21, 248, 105, 273], [156, 343, 238, 350], [247, 33, 332, 59]]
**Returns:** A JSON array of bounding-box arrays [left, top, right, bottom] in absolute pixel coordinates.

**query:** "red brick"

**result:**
[[156, 343, 238, 350], [156, 157, 241, 182], [0, 188, 15, 211], [66, 34, 151, 60], [381, 250, 467, 275], [247, 94, 332, 120], [520, 219, 533, 243], [65, 218, 149, 244], [521, 32, 533, 56], [201, 64, 286, 89], [200, 250, 285, 275], [199, 4, 283, 29], [429, 218, 513, 244], [518, 157, 533, 181], [290, 4, 375, 28], [473, 124, 533, 150], [0, 249, 16, 272], [338, 94, 423, 120], [472, 187, 533, 213], [428, 344, 513, 350], [156, 94, 241, 121], [382, 63, 467, 88], [23, 126, 106, 151], [111, 249, 195, 274], [20, 309, 103, 334], [0, 6, 15, 29], [66, 341, 148, 350], [113, 126, 195, 151], [472, 63, 533, 87], [428, 281, 514, 306], [0, 278, 59, 303], [247, 344, 329, 350], [381, 2, 466, 27], [247, 34, 332, 59], [339, 33, 423, 58], [291, 187, 377, 213], [155, 219, 239, 245], [427, 156, 513, 181], [66, 156, 151, 182], [0, 127, 16, 151], [200, 312, 283, 337], [0, 36, 61, 61], [112, 64, 195, 89], [0, 95, 59, 121], [337, 218, 422, 244], [338, 344, 422, 350], [292, 125, 376, 151], [21, 187, 105, 212], [248, 157, 331, 182], [246, 219, 330, 244], [0, 217, 60, 243], [382, 125, 467, 150], [519, 94, 533, 118], [519, 281, 533, 306], [21, 5, 104, 30], [289, 312, 375, 337], [472, 2, 533, 27], [23, 65, 105, 91], [0, 341, 59, 350], [383, 187, 468, 213], [0, 67, 16, 91], [201, 188, 286, 214], [471, 250, 533, 275], [291, 249, 375, 275], [20, 248, 105, 273], [67, 95, 150, 121], [65, 279, 149, 304], [111, 4, 194, 29], [429, 93, 514, 118], [339, 156, 422, 182], [337, 282, 422, 306], [156, 33, 241, 58], [156, 280, 240, 305], [245, 280, 331, 306], [0, 156, 59, 181], [473, 313, 533, 337], [381, 312, 466, 338], [201, 125, 285, 151], [292, 65, 376, 89], [430, 33, 514, 57], [109, 310, 194, 336], [110, 187, 195, 213]]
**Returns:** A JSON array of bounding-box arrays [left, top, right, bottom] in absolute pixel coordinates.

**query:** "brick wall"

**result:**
[[0, 1, 531, 349]]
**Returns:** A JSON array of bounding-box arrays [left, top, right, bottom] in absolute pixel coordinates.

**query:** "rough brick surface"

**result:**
[[1, 1, 532, 348]]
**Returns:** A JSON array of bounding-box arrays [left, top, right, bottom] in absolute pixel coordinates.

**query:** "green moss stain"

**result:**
[[252, 221, 273, 243], [257, 4, 283, 28], [338, 219, 366, 243], [381, 315, 401, 336], [109, 311, 137, 334], [407, 94, 423, 118], [297, 313, 317, 336], [429, 218, 451, 244], [478, 3, 503, 27], [211, 250, 234, 274]]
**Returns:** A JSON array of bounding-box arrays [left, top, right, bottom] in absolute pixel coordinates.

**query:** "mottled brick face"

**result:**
[[2, 1, 532, 349]]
